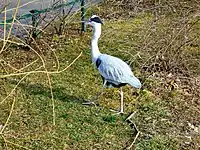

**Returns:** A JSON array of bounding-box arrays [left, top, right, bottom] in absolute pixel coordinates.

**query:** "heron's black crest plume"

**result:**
[[90, 16, 103, 24]]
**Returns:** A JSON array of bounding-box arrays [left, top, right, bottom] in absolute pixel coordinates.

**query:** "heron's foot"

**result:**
[[110, 108, 124, 115]]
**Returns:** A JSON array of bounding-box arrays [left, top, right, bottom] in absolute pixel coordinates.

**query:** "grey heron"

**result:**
[[84, 15, 141, 114]]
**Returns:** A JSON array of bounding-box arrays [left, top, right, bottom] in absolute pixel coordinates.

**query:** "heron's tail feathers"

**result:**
[[127, 75, 142, 88]]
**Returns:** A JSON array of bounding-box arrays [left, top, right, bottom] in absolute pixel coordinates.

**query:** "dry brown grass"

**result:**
[[97, 1, 200, 149]]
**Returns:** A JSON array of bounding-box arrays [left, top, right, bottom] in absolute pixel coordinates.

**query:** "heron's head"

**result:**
[[85, 15, 103, 27]]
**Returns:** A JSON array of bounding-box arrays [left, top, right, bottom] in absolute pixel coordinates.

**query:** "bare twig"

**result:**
[[125, 111, 140, 149], [0, 134, 8, 149], [127, 130, 140, 149], [40, 39, 60, 71], [0, 73, 31, 104], [0, 97, 16, 134], [0, 0, 21, 54], [0, 52, 82, 79]]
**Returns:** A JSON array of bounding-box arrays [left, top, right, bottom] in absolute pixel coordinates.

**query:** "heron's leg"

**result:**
[[110, 87, 124, 114], [83, 80, 107, 105], [94, 80, 107, 100], [119, 87, 124, 114]]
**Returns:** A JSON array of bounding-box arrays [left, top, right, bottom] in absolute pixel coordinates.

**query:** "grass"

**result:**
[[1, 5, 200, 149]]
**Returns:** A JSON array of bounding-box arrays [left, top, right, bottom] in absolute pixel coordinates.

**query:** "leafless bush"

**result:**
[[102, 0, 200, 18], [103, 1, 200, 74], [101, 0, 200, 103], [0, 1, 82, 148], [48, 0, 76, 35]]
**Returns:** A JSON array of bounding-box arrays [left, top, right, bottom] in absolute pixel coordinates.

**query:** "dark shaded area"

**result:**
[[101, 75, 127, 88], [9, 79, 84, 104]]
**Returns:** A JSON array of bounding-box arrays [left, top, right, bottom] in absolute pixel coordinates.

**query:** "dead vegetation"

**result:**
[[99, 0, 200, 149], [100, 0, 200, 100], [0, 0, 200, 149]]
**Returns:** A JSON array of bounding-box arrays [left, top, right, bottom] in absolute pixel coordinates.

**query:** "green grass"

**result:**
[[137, 136, 179, 150], [1, 11, 200, 149]]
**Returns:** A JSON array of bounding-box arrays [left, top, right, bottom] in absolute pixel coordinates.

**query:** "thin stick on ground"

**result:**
[[0, 134, 8, 149], [0, 58, 39, 73], [0, 73, 31, 104], [125, 111, 140, 149], [0, 97, 16, 134], [46, 72, 55, 125], [127, 126, 140, 149]]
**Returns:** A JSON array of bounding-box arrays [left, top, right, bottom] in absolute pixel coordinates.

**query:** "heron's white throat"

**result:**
[[91, 23, 101, 64]]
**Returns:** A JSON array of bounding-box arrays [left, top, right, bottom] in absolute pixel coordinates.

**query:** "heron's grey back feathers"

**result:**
[[96, 54, 141, 88]]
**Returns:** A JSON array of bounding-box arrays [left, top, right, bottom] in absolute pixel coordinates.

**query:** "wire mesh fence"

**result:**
[[0, 0, 101, 39]]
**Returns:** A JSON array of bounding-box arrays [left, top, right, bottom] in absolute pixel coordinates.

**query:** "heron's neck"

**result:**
[[91, 24, 101, 64]]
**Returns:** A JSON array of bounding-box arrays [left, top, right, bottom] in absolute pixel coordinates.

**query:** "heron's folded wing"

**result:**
[[97, 55, 130, 83]]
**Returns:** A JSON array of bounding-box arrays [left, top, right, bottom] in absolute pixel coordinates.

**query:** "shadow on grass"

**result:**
[[10, 79, 84, 104]]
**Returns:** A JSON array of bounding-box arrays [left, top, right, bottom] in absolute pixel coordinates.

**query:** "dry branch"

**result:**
[[0, 52, 82, 79], [125, 111, 140, 149], [0, 0, 21, 54]]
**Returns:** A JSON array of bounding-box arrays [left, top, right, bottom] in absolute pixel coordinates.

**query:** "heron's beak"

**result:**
[[84, 21, 89, 25], [84, 20, 91, 25]]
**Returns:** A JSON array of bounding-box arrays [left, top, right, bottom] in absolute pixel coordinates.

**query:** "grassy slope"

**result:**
[[0, 12, 200, 150]]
